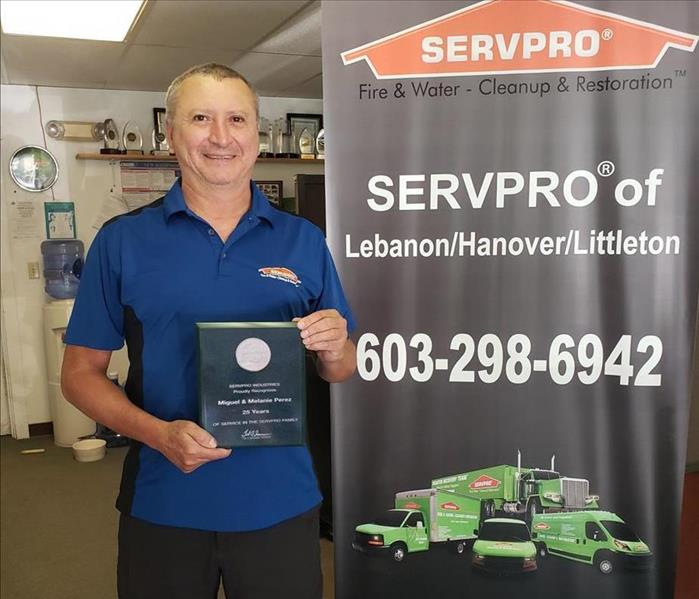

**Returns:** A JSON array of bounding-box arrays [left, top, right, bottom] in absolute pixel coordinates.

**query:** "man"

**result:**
[[61, 63, 356, 599]]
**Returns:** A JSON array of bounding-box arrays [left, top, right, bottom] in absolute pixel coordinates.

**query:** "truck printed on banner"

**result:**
[[532, 511, 653, 574], [432, 452, 599, 525], [352, 489, 481, 562], [352, 452, 649, 575], [472, 518, 538, 574]]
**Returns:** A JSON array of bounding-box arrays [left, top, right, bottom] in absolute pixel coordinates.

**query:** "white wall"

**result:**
[[0, 83, 324, 428]]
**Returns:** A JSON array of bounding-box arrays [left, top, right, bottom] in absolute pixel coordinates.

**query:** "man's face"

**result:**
[[167, 75, 258, 188]]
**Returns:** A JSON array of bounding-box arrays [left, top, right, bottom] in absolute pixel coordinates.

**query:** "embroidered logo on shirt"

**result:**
[[258, 267, 302, 287]]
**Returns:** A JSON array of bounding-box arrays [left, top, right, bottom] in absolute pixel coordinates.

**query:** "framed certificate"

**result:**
[[196, 322, 306, 448]]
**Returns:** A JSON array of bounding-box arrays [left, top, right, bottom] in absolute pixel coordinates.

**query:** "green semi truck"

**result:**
[[432, 453, 599, 524], [352, 488, 481, 562], [531, 511, 653, 574]]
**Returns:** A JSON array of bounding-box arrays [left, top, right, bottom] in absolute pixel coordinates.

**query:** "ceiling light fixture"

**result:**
[[0, 0, 145, 42]]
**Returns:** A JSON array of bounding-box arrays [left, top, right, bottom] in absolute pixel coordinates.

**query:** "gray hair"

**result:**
[[165, 63, 260, 124]]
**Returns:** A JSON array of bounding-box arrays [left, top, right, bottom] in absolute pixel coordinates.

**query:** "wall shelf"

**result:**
[[75, 153, 324, 164]]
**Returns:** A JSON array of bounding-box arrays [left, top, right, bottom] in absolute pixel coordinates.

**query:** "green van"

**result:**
[[472, 518, 538, 574], [532, 511, 652, 574]]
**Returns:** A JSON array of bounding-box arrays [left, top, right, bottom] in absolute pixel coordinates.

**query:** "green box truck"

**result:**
[[432, 453, 599, 524], [352, 488, 481, 562], [531, 510, 652, 574]]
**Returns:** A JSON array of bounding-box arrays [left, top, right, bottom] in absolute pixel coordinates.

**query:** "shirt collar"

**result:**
[[163, 179, 279, 228]]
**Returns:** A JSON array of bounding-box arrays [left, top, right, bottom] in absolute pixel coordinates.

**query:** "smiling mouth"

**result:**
[[204, 153, 236, 160]]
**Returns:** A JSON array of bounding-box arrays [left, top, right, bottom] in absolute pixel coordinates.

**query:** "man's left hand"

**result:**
[[296, 310, 356, 382]]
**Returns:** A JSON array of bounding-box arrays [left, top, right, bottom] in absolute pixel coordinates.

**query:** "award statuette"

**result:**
[[258, 117, 273, 158], [299, 128, 315, 159], [122, 121, 144, 155], [100, 119, 122, 154], [150, 129, 171, 155], [197, 322, 306, 448], [315, 129, 325, 160], [274, 118, 289, 158]]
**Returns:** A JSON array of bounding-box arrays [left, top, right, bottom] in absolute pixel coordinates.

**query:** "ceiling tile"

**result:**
[[131, 0, 308, 51], [0, 1, 325, 97], [253, 1, 321, 57], [280, 73, 323, 99], [232, 52, 321, 95], [106, 45, 243, 91], [0, 35, 124, 87]]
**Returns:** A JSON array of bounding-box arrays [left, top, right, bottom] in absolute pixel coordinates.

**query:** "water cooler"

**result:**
[[43, 299, 96, 446], [41, 240, 96, 447]]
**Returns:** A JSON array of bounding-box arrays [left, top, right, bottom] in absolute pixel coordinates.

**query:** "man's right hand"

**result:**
[[155, 420, 232, 473]]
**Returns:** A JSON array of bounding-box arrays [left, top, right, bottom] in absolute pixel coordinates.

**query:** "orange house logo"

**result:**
[[258, 267, 301, 287], [441, 502, 461, 511], [341, 0, 698, 78], [469, 475, 501, 490]]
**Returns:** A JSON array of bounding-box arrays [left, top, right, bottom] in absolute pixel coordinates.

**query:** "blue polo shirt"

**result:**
[[65, 180, 355, 532]]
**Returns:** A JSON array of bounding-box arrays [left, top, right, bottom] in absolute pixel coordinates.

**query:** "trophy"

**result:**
[[274, 118, 293, 159], [100, 119, 122, 154], [288, 130, 299, 159], [258, 117, 273, 158], [150, 129, 171, 155], [299, 128, 315, 160], [315, 129, 325, 160], [122, 121, 144, 155]]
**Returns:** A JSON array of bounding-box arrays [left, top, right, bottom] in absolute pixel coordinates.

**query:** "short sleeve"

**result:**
[[64, 227, 124, 350]]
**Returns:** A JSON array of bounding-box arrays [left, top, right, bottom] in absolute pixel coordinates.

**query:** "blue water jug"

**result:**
[[41, 240, 84, 300]]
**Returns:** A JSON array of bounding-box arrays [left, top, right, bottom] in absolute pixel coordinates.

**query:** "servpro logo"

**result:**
[[441, 502, 460, 511], [469, 475, 501, 490], [534, 523, 551, 531], [258, 267, 301, 287], [341, 0, 698, 78], [403, 502, 421, 509]]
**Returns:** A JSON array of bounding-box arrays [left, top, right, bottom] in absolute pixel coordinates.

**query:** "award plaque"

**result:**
[[197, 322, 306, 448], [122, 121, 144, 155], [100, 119, 122, 154]]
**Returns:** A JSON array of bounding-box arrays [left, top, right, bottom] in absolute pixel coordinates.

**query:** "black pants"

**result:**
[[117, 507, 322, 599]]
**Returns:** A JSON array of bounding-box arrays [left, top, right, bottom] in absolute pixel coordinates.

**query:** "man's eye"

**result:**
[[193, 114, 208, 122], [231, 116, 245, 123]]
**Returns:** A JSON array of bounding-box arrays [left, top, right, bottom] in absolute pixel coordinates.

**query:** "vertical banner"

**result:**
[[322, 2, 699, 598]]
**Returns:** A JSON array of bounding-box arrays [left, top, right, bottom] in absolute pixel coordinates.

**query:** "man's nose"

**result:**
[[209, 119, 232, 145]]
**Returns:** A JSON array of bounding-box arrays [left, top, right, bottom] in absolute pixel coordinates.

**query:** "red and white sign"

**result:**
[[441, 502, 461, 511], [341, 0, 697, 78], [403, 502, 421, 510], [469, 474, 501, 490]]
